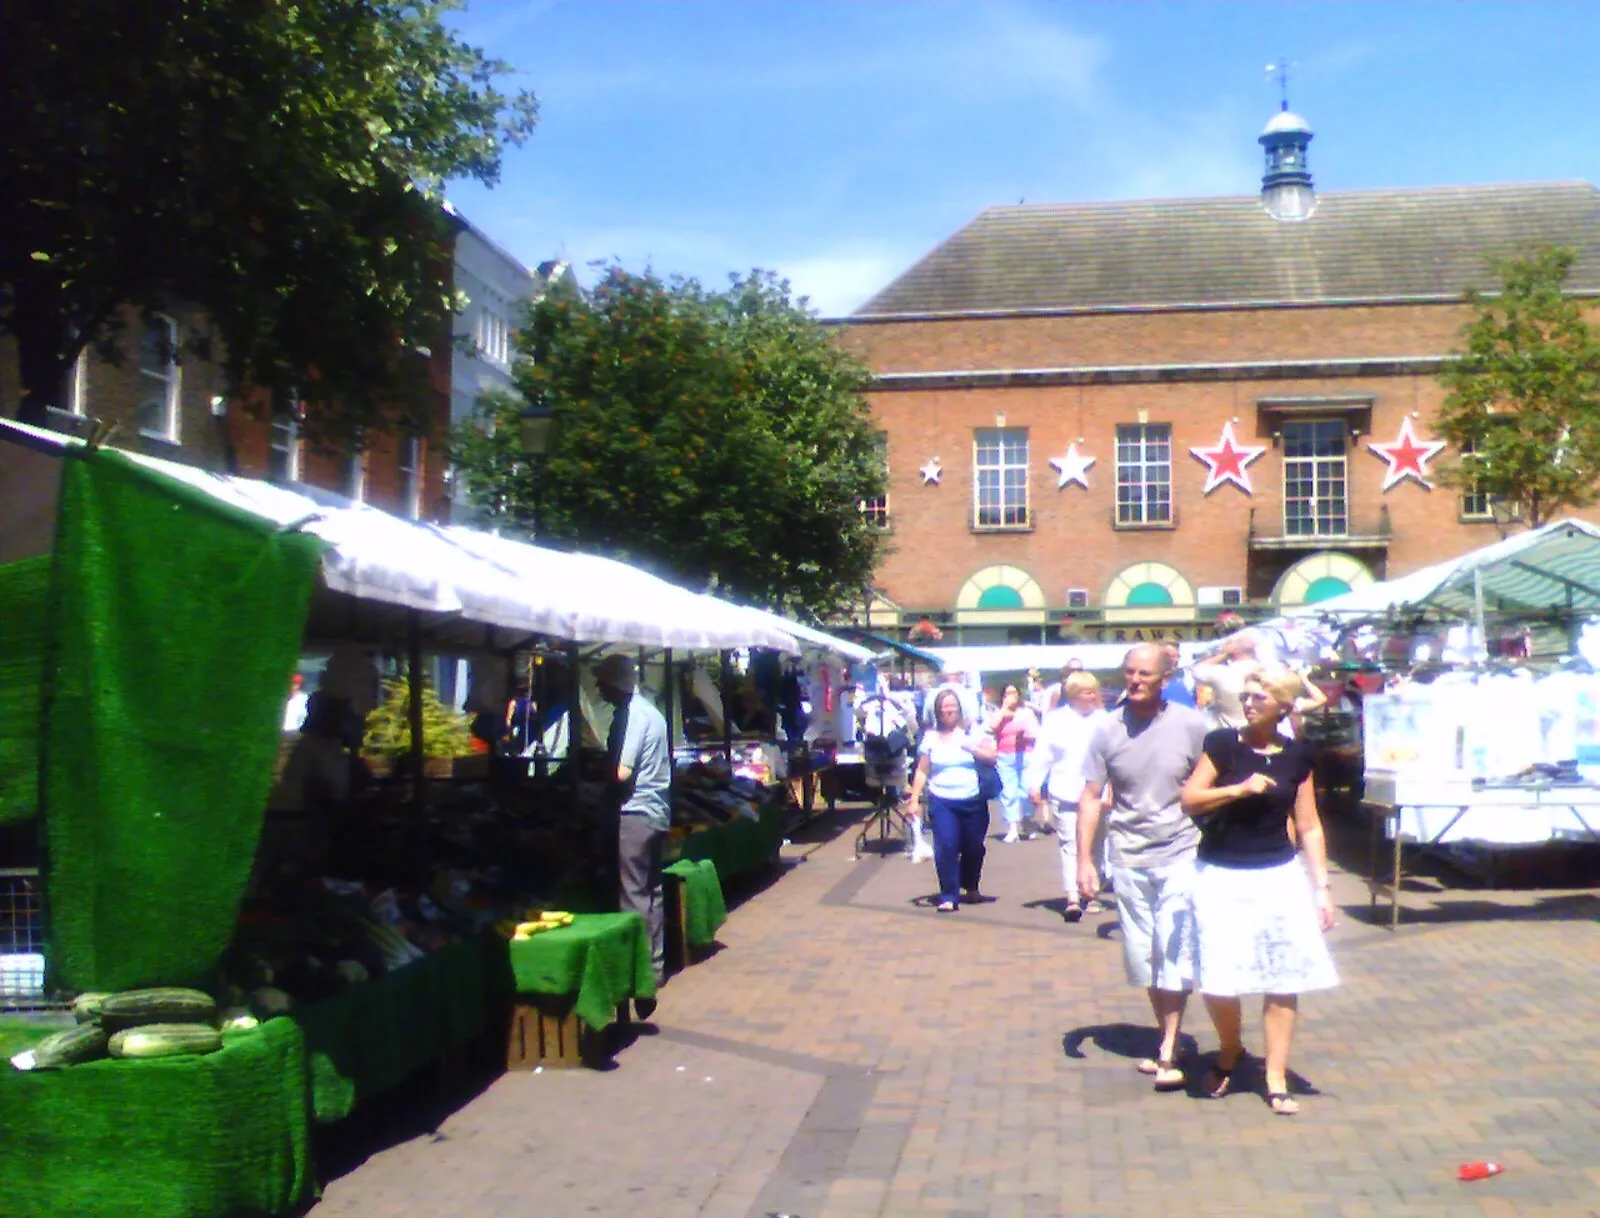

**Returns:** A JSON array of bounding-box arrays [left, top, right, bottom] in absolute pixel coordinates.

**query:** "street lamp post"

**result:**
[[518, 396, 555, 538]]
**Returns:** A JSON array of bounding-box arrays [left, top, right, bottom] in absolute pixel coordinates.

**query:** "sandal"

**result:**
[[936, 901, 957, 913], [1267, 1091, 1300, 1116], [1152, 1057, 1186, 1092], [1204, 1051, 1244, 1099], [1061, 903, 1083, 923]]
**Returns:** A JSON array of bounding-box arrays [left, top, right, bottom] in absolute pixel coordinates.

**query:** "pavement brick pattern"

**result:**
[[314, 811, 1600, 1218]]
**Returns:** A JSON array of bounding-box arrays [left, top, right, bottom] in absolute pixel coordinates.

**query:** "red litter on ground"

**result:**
[[1458, 1162, 1504, 1182]]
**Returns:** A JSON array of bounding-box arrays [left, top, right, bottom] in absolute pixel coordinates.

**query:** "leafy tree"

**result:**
[[1, 0, 537, 438], [1436, 247, 1600, 527], [450, 267, 887, 617]]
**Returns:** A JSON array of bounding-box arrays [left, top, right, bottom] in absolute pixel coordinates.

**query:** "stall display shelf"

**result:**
[[506, 911, 655, 1033], [664, 858, 727, 951], [1364, 774, 1600, 930], [0, 1019, 314, 1218], [676, 794, 787, 885], [293, 935, 507, 1124]]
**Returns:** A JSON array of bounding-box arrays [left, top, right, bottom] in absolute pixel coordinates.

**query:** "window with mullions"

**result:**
[[1460, 440, 1492, 519], [860, 433, 889, 528], [1283, 419, 1348, 536], [1115, 423, 1172, 525], [973, 428, 1028, 527], [268, 403, 301, 484]]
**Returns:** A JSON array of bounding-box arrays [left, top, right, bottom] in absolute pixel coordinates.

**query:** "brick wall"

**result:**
[[2, 307, 453, 522], [837, 300, 1600, 620]]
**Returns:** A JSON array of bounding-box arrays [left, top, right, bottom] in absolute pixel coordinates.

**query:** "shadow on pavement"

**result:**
[[1341, 890, 1600, 928], [1061, 1022, 1198, 1065]]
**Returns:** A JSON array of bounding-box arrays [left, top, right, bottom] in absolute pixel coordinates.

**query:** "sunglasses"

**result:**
[[1240, 691, 1278, 705]]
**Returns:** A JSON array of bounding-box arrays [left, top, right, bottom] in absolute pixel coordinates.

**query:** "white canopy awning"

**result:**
[[0, 419, 806, 653]]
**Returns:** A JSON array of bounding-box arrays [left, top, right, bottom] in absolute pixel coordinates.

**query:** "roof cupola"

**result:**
[[1259, 59, 1315, 220]]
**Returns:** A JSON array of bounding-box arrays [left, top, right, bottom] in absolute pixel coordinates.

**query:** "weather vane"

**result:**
[[1264, 57, 1295, 111]]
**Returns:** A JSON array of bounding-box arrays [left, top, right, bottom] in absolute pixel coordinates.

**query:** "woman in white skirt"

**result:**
[[1180, 664, 1337, 1115]]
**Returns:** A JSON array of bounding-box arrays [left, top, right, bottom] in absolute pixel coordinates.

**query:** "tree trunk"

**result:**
[[11, 301, 74, 426]]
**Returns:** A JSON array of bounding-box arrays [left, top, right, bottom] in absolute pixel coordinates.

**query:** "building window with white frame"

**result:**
[[137, 315, 181, 441], [1115, 423, 1172, 525], [1459, 439, 1492, 520], [973, 427, 1029, 527], [1282, 418, 1348, 536], [398, 435, 424, 519], [860, 433, 889, 528], [268, 402, 301, 484], [476, 303, 511, 367]]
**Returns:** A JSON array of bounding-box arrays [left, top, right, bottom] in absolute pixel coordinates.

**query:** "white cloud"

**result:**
[[778, 245, 927, 318]]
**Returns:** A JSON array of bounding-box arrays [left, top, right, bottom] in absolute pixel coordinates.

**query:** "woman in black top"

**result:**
[[1181, 664, 1337, 1115]]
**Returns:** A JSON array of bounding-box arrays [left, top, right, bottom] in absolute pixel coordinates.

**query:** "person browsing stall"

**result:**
[[1077, 644, 1207, 1093], [595, 654, 672, 989], [904, 689, 998, 912], [1179, 664, 1338, 1115]]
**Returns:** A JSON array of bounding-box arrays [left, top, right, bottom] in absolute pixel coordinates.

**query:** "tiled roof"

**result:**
[[853, 182, 1600, 317]]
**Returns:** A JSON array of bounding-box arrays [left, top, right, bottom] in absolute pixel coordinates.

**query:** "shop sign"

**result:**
[[1087, 624, 1222, 643]]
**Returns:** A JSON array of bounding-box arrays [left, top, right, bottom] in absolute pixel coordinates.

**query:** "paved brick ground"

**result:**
[[313, 808, 1600, 1218]]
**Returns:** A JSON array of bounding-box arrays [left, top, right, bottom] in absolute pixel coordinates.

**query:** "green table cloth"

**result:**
[[294, 935, 505, 1124], [0, 1018, 314, 1218], [665, 858, 727, 947], [506, 911, 656, 1030], [677, 795, 786, 884]]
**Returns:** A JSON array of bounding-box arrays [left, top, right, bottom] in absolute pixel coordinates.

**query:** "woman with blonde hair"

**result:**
[[905, 688, 998, 912], [1180, 663, 1338, 1115], [1026, 670, 1109, 921]]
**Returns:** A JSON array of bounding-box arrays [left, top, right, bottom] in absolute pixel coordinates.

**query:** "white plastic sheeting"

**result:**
[[0, 419, 827, 653]]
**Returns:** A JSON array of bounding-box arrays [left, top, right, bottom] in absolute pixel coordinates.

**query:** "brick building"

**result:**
[[837, 107, 1600, 645], [0, 207, 558, 525]]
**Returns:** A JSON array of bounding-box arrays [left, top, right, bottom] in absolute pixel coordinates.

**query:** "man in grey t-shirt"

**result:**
[[1078, 643, 1207, 1092]]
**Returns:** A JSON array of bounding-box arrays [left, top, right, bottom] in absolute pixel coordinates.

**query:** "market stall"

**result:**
[[1278, 520, 1600, 926], [0, 419, 815, 1215]]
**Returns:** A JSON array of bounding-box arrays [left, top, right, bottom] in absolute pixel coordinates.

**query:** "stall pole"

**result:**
[[407, 609, 427, 810], [720, 648, 734, 766], [1472, 569, 1488, 661], [662, 648, 676, 750]]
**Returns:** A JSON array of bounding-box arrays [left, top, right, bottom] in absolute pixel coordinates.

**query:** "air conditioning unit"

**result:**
[[1065, 588, 1090, 609], [1198, 586, 1244, 607]]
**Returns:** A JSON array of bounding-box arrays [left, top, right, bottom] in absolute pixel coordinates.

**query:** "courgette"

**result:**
[[99, 987, 217, 1032], [108, 1023, 223, 1059], [17, 1023, 110, 1070]]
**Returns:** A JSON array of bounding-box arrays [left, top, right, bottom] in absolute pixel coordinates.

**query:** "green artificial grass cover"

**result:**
[[0, 1017, 314, 1218], [41, 450, 324, 992], [677, 794, 786, 884], [294, 936, 510, 1124], [507, 911, 656, 1029], [0, 555, 51, 824], [665, 858, 727, 947]]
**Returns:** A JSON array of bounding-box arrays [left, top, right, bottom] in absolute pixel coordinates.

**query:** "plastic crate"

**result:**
[[0, 869, 48, 1010]]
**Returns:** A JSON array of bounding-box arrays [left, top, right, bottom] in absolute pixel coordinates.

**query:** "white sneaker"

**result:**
[[1002, 827, 1020, 843]]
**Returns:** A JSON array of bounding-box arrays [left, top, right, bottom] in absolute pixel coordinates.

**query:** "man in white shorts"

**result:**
[[1077, 643, 1207, 1092]]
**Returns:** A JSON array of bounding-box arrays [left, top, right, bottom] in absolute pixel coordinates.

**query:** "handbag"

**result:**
[[976, 756, 1003, 802]]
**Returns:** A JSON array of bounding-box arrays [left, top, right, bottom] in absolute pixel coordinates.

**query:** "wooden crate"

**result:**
[[663, 874, 691, 976], [506, 1001, 631, 1070]]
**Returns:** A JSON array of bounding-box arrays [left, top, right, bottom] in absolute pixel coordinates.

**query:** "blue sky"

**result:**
[[444, 1, 1600, 317]]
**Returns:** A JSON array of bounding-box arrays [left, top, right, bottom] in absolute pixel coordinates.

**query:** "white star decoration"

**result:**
[[919, 456, 942, 485], [1049, 444, 1095, 489]]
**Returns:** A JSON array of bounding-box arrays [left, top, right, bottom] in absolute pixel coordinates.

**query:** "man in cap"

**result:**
[[595, 653, 672, 990]]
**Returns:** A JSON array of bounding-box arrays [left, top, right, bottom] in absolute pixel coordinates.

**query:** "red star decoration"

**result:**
[[1190, 421, 1267, 495], [1369, 417, 1446, 490]]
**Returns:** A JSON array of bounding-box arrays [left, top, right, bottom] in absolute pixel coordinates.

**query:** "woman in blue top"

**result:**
[[904, 689, 998, 912]]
